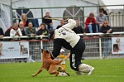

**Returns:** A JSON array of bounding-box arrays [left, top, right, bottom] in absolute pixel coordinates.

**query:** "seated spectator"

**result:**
[[85, 13, 98, 33], [0, 27, 4, 36], [56, 20, 65, 29], [37, 23, 49, 36], [0, 27, 4, 40], [99, 21, 113, 58], [10, 23, 22, 41], [99, 21, 112, 33], [96, 9, 108, 28], [4, 26, 12, 36], [42, 12, 53, 32], [19, 21, 26, 36], [37, 23, 49, 49], [25, 22, 36, 38], [10, 23, 22, 37], [19, 13, 29, 27], [72, 20, 85, 34]]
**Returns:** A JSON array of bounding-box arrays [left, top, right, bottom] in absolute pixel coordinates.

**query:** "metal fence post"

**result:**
[[10, 0, 13, 26], [99, 37, 102, 59]]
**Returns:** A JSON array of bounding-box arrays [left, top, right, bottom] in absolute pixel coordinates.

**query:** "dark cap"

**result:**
[[48, 30, 55, 40]]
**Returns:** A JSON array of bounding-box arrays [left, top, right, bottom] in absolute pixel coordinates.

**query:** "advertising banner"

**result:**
[[0, 41, 29, 59], [112, 37, 124, 54]]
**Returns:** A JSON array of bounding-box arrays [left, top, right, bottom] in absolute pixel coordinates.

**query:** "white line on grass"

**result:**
[[95, 75, 124, 78]]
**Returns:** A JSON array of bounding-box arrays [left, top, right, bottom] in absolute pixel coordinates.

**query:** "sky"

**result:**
[[102, 0, 124, 9]]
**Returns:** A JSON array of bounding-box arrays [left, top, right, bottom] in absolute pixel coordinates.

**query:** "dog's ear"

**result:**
[[46, 50, 49, 53]]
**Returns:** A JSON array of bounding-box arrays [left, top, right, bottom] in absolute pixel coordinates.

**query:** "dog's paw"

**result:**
[[32, 74, 36, 77], [58, 72, 69, 76]]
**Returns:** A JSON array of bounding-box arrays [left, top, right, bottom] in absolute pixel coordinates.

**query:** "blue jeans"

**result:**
[[103, 39, 112, 58], [88, 24, 98, 33], [46, 25, 54, 32]]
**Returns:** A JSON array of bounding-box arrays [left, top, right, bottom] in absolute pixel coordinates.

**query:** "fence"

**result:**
[[0, 32, 124, 63]]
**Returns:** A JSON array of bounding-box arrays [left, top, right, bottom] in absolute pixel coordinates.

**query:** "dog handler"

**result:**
[[49, 19, 94, 75]]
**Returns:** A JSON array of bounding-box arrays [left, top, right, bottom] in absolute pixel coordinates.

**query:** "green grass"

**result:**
[[0, 58, 124, 82]]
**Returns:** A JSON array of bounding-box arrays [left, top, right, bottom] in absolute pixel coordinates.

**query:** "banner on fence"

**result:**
[[112, 37, 124, 54], [0, 41, 29, 59]]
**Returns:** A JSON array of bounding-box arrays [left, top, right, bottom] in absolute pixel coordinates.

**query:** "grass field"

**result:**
[[0, 58, 124, 82]]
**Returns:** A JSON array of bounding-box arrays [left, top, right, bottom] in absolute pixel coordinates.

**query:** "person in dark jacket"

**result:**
[[0, 27, 4, 35], [0, 27, 4, 40], [37, 23, 48, 36], [56, 20, 65, 29], [99, 21, 113, 58], [4, 26, 12, 36], [72, 20, 85, 35], [42, 12, 53, 32], [37, 23, 49, 41], [25, 22, 36, 39]]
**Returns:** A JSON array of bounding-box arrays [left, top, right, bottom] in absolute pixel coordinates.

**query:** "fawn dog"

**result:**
[[32, 49, 70, 77]]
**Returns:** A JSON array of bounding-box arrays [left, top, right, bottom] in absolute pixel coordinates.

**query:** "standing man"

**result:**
[[96, 9, 108, 28], [49, 19, 94, 75], [99, 21, 113, 58], [42, 12, 53, 32]]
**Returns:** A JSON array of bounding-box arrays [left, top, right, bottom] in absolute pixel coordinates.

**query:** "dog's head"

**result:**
[[41, 49, 51, 59]]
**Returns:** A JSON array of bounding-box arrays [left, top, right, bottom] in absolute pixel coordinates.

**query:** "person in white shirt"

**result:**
[[49, 19, 94, 76], [10, 23, 22, 37]]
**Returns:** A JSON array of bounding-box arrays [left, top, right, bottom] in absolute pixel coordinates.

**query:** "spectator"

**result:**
[[96, 9, 108, 28], [73, 20, 85, 34], [0, 27, 4, 40], [37, 23, 49, 49], [25, 22, 36, 38], [37, 23, 49, 36], [19, 21, 26, 36], [85, 13, 98, 33], [99, 6, 108, 16], [4, 26, 12, 36], [10, 23, 22, 37], [99, 21, 113, 58], [0, 27, 4, 35], [42, 12, 53, 32], [56, 20, 65, 29], [0, 27, 4, 36], [19, 13, 29, 27], [99, 6, 109, 21]]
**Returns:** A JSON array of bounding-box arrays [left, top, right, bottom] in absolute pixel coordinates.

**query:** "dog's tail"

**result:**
[[61, 53, 70, 62]]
